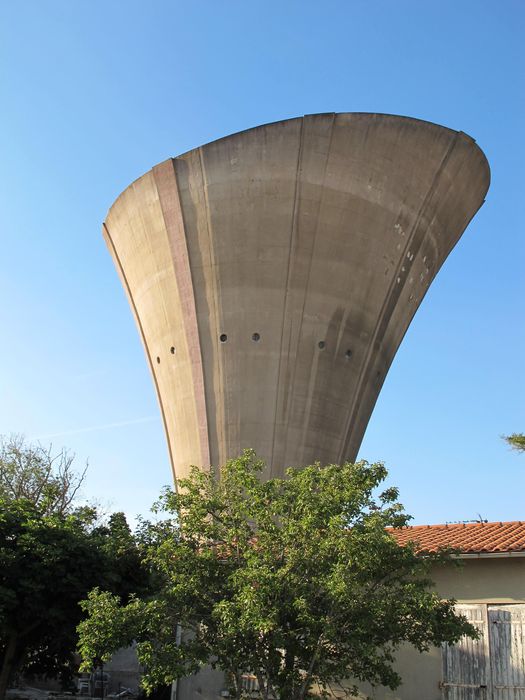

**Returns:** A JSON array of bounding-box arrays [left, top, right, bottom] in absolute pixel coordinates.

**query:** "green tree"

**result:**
[[504, 433, 525, 453], [0, 499, 95, 698], [0, 436, 152, 700], [0, 498, 150, 700], [78, 451, 477, 699]]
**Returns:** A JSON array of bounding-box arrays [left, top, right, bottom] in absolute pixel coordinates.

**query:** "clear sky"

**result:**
[[0, 0, 523, 525]]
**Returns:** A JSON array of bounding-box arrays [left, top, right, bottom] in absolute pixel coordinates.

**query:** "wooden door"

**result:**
[[441, 604, 525, 700], [489, 605, 525, 700], [442, 604, 490, 699]]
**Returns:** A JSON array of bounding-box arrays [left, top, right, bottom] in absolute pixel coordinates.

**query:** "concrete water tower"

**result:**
[[104, 113, 489, 482]]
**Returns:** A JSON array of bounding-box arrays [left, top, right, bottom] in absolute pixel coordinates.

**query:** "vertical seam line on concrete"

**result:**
[[102, 222, 176, 480], [337, 130, 461, 464], [290, 113, 336, 466], [153, 159, 211, 471], [198, 146, 226, 473], [134, 181, 173, 335], [269, 117, 305, 478]]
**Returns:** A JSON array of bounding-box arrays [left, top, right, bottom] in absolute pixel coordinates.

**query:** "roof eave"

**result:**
[[454, 551, 525, 559]]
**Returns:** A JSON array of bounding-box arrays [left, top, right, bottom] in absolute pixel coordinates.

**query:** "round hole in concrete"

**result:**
[[156, 356, 160, 364], [170, 346, 175, 354], [219, 334, 228, 343], [345, 349, 352, 359], [252, 332, 260, 342], [318, 341, 326, 350]]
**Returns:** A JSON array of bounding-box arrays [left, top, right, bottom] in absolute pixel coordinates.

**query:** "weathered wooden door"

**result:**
[[442, 604, 490, 699], [489, 605, 525, 699], [442, 604, 525, 699]]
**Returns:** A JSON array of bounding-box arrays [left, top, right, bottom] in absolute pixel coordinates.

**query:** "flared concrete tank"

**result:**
[[104, 113, 489, 482]]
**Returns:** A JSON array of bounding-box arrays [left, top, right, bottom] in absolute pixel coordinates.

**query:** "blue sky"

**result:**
[[0, 1, 523, 525]]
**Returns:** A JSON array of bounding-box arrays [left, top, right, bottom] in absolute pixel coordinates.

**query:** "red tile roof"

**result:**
[[388, 521, 525, 555]]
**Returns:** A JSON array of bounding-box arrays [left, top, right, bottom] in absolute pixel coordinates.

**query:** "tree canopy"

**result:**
[[78, 451, 477, 699], [504, 433, 525, 453], [0, 436, 151, 700]]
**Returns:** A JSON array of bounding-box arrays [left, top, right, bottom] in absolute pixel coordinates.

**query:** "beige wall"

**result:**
[[351, 557, 525, 700], [432, 556, 525, 604]]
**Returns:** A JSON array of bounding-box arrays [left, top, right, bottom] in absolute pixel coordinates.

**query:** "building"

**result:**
[[352, 521, 525, 700], [173, 521, 525, 699]]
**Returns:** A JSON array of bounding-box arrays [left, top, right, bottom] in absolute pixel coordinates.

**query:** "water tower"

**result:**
[[104, 113, 489, 482]]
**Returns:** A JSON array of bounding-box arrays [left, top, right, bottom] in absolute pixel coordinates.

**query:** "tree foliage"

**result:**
[[504, 433, 525, 453], [78, 451, 477, 699], [0, 437, 151, 700]]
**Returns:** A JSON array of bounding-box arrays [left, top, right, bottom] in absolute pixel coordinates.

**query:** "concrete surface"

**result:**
[[104, 113, 490, 483]]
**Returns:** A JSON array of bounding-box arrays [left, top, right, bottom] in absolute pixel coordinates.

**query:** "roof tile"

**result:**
[[388, 521, 525, 554]]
